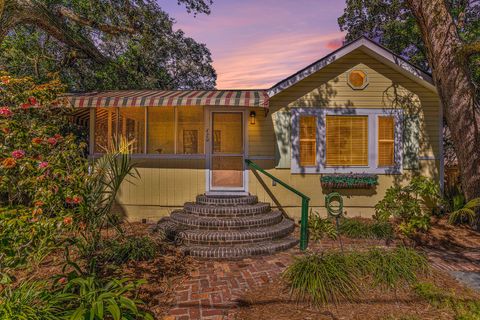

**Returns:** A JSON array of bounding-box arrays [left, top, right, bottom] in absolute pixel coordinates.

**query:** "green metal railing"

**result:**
[[245, 159, 310, 250]]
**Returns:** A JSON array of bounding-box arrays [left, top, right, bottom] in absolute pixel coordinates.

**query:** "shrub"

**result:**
[[101, 236, 158, 264], [338, 218, 394, 240], [283, 252, 359, 305], [374, 177, 442, 238], [308, 211, 338, 242], [0, 73, 88, 212], [0, 281, 64, 320], [0, 207, 67, 270], [283, 247, 429, 306]]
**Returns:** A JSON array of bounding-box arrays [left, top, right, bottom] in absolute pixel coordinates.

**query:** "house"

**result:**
[[70, 37, 442, 225]]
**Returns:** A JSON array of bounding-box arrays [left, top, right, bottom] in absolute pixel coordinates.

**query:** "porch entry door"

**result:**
[[209, 111, 245, 191]]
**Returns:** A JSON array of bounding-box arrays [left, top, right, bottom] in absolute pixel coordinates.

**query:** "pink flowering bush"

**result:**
[[0, 73, 88, 215]]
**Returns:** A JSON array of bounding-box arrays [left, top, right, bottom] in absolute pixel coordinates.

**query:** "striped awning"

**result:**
[[66, 90, 269, 108]]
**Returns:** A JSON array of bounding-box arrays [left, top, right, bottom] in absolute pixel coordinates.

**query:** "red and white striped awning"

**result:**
[[66, 90, 269, 108]]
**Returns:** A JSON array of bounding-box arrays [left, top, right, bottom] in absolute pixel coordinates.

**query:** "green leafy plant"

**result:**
[[60, 276, 153, 320], [337, 218, 394, 240], [73, 137, 139, 273], [100, 236, 158, 265], [448, 198, 480, 226], [0, 281, 65, 320], [374, 176, 442, 237], [308, 211, 338, 242], [321, 173, 378, 189], [283, 252, 360, 305]]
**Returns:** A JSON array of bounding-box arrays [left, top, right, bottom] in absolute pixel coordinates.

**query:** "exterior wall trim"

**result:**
[[290, 107, 404, 174]]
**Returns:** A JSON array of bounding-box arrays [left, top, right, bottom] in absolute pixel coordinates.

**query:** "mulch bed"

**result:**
[[8, 222, 196, 319]]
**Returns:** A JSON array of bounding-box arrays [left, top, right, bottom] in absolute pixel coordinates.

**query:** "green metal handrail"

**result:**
[[245, 159, 310, 250]]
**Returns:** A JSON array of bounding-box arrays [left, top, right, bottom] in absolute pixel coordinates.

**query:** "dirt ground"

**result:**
[[233, 218, 480, 320]]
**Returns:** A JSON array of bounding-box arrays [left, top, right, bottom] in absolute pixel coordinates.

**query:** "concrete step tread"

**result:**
[[182, 236, 299, 259], [170, 210, 283, 229]]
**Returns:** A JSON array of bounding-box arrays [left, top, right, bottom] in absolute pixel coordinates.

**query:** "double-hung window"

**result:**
[[291, 109, 402, 174]]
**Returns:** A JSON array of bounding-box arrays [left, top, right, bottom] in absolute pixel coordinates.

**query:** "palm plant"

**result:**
[[73, 136, 139, 273], [448, 197, 480, 225]]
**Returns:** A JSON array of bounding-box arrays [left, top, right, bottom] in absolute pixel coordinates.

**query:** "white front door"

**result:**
[[206, 110, 247, 193]]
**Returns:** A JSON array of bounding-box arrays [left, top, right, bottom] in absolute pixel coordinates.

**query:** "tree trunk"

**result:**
[[406, 0, 480, 203]]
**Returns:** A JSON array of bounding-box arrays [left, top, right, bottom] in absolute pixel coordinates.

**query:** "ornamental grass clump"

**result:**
[[283, 252, 360, 305], [283, 247, 429, 306], [338, 218, 394, 240], [100, 236, 158, 264]]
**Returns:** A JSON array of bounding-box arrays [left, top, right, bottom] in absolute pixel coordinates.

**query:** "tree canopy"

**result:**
[[0, 0, 216, 91], [338, 0, 480, 87]]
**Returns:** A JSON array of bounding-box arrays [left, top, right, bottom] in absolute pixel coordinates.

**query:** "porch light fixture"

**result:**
[[250, 111, 256, 125]]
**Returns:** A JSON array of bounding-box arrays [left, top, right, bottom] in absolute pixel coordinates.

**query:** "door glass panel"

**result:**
[[211, 112, 243, 189], [212, 113, 243, 154], [211, 156, 243, 188]]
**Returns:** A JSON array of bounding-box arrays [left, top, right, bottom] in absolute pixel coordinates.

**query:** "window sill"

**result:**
[[88, 154, 206, 160], [291, 166, 402, 175]]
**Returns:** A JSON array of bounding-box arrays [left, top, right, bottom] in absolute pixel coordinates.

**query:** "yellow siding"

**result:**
[[116, 48, 441, 222]]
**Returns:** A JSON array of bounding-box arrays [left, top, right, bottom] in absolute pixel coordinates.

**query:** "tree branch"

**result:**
[[55, 5, 137, 35], [459, 41, 480, 59]]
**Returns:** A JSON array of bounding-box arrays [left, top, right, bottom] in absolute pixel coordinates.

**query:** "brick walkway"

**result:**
[[164, 240, 480, 320]]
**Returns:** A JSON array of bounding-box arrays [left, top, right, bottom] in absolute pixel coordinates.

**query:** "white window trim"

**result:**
[[291, 108, 403, 174]]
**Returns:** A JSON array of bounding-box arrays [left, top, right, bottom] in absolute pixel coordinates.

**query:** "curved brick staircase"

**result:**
[[157, 194, 298, 259]]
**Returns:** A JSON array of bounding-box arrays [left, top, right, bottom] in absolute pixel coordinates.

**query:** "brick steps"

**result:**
[[182, 236, 299, 259], [179, 218, 295, 245], [170, 209, 283, 230], [195, 194, 258, 206], [157, 194, 297, 259], [184, 202, 270, 217]]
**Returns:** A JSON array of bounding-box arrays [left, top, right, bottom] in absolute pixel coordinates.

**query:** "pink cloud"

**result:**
[[214, 32, 345, 89], [325, 38, 344, 50]]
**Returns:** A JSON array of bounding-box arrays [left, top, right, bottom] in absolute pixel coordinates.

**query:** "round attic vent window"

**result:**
[[348, 70, 368, 89]]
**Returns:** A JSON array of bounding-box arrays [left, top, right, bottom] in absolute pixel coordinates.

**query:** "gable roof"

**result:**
[[268, 36, 436, 97]]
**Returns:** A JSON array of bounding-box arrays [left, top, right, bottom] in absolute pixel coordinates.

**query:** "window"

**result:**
[[119, 108, 145, 154], [94, 108, 117, 153], [378, 116, 395, 166], [292, 109, 402, 174], [93, 106, 205, 155], [176, 107, 204, 154], [147, 107, 175, 154], [326, 116, 368, 166], [299, 116, 316, 166]]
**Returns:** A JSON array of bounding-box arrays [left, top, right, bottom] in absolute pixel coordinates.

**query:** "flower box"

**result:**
[[320, 174, 378, 189]]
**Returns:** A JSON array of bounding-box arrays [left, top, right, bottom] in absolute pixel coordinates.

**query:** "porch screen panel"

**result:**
[[94, 108, 117, 153], [177, 106, 204, 154], [119, 108, 145, 154], [378, 116, 395, 166], [147, 107, 175, 154], [299, 116, 316, 166], [326, 116, 368, 166]]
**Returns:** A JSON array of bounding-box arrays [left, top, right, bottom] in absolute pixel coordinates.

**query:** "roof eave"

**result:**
[[267, 37, 437, 97]]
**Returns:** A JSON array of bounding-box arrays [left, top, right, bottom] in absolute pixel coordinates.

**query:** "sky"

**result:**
[[158, 0, 346, 89]]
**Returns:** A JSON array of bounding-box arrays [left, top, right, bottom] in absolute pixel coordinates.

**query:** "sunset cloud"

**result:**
[[158, 0, 346, 89]]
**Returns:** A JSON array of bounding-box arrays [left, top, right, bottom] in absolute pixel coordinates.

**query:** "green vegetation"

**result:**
[[338, 218, 394, 240], [308, 213, 394, 242], [283, 247, 429, 306], [375, 177, 442, 238], [100, 237, 158, 265], [308, 211, 338, 242], [414, 282, 480, 320]]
